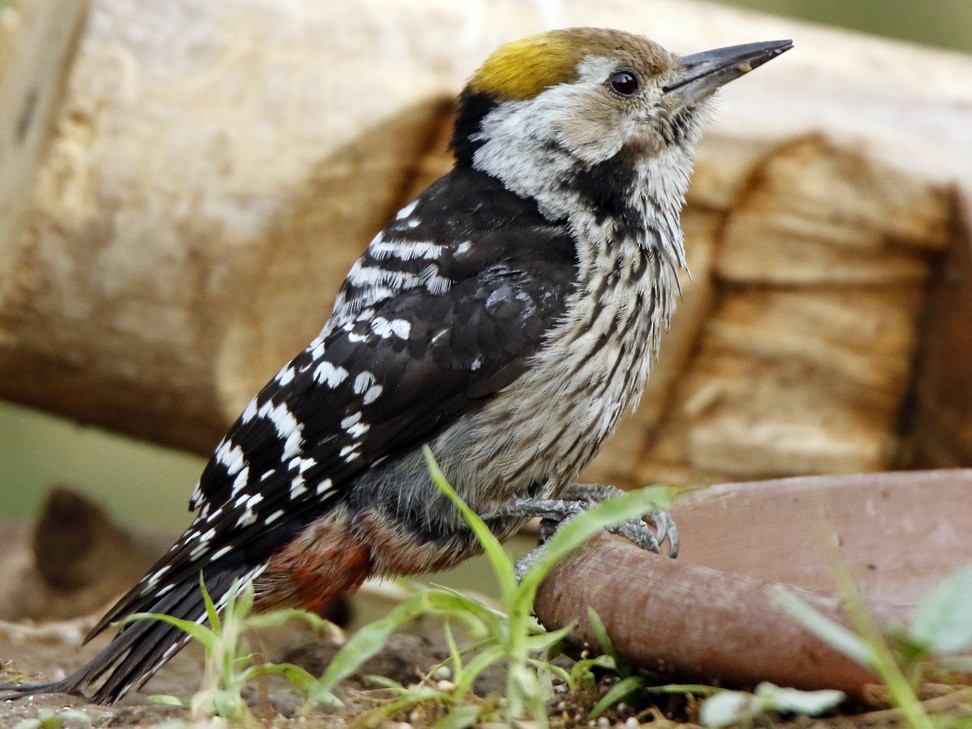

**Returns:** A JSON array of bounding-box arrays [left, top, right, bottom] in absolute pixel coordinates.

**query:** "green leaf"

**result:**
[[432, 704, 482, 729], [246, 606, 342, 638], [910, 563, 972, 655], [119, 611, 215, 647], [527, 657, 571, 684], [200, 571, 222, 634], [643, 683, 721, 696], [518, 486, 671, 600], [754, 682, 845, 715], [588, 675, 645, 719], [370, 675, 416, 692], [700, 690, 753, 728], [452, 642, 508, 698], [242, 661, 321, 695], [234, 579, 256, 620], [362, 685, 448, 724], [587, 607, 618, 663], [522, 623, 575, 653], [315, 592, 435, 693], [148, 694, 185, 707], [770, 585, 876, 668], [424, 589, 503, 627], [569, 654, 616, 691], [424, 447, 518, 604]]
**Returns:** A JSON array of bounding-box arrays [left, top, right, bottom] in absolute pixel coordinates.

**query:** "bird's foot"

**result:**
[[501, 483, 679, 581]]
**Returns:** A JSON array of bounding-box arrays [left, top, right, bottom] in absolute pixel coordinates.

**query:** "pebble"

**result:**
[[432, 665, 452, 680]]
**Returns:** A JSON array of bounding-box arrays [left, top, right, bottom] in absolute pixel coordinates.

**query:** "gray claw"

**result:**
[[606, 517, 661, 553], [500, 486, 680, 572], [648, 509, 680, 558]]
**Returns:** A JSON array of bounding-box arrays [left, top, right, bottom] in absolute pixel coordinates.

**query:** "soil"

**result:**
[[0, 489, 968, 728]]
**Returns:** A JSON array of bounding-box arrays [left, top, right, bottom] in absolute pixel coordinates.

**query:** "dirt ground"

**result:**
[[6, 616, 970, 729], [0, 617, 461, 728], [1, 490, 969, 728]]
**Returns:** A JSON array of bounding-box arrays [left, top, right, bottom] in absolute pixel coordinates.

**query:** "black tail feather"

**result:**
[[0, 568, 240, 704]]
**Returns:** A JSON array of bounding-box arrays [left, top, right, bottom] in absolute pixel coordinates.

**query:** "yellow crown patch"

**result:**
[[468, 31, 588, 101]]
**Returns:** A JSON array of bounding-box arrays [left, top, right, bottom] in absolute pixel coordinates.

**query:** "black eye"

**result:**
[[608, 70, 640, 96]]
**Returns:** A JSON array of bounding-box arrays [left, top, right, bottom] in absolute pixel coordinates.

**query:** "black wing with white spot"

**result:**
[[87, 166, 577, 637]]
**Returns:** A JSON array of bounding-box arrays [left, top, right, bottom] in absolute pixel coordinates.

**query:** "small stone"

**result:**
[[625, 718, 641, 728]]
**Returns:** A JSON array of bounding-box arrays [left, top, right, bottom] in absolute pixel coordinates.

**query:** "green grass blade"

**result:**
[[148, 694, 185, 707], [587, 607, 618, 663], [316, 593, 436, 693], [432, 704, 482, 729], [424, 590, 502, 629], [527, 657, 571, 683], [246, 607, 342, 638], [119, 611, 215, 646], [770, 585, 875, 668], [910, 562, 972, 655], [522, 623, 575, 653], [234, 580, 255, 621], [753, 682, 845, 715], [199, 571, 222, 634], [642, 683, 721, 696], [518, 486, 671, 599], [569, 654, 616, 691], [700, 690, 753, 728], [424, 447, 518, 605], [587, 674, 645, 719], [452, 643, 508, 699]]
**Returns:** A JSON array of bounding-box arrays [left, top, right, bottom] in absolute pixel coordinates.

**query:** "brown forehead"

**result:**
[[467, 28, 676, 101]]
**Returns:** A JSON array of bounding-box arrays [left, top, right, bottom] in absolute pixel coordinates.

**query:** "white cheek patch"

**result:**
[[548, 58, 630, 165]]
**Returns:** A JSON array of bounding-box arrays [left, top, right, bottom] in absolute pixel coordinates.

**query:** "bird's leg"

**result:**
[[499, 483, 679, 581], [561, 483, 680, 558]]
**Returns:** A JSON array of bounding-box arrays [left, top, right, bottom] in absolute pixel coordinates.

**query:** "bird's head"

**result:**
[[451, 28, 791, 220]]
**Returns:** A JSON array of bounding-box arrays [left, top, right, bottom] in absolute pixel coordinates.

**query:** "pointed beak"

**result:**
[[664, 39, 793, 104]]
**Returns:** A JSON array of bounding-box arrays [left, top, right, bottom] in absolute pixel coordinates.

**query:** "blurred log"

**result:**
[[0, 0, 457, 453], [0, 0, 87, 289], [0, 0, 968, 487], [905, 194, 972, 467], [0, 486, 168, 621]]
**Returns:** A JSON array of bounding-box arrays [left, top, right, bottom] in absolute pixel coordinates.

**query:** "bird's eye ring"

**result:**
[[608, 69, 640, 97]]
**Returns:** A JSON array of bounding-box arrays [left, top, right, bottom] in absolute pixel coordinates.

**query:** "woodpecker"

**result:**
[[1, 28, 790, 704]]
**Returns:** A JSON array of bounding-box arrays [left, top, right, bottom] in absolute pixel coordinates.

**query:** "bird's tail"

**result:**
[[0, 567, 241, 704]]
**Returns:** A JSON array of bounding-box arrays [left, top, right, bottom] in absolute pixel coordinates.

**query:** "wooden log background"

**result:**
[[1, 0, 970, 489]]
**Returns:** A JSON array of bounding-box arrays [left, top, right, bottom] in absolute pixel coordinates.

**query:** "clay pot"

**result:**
[[534, 470, 972, 695]]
